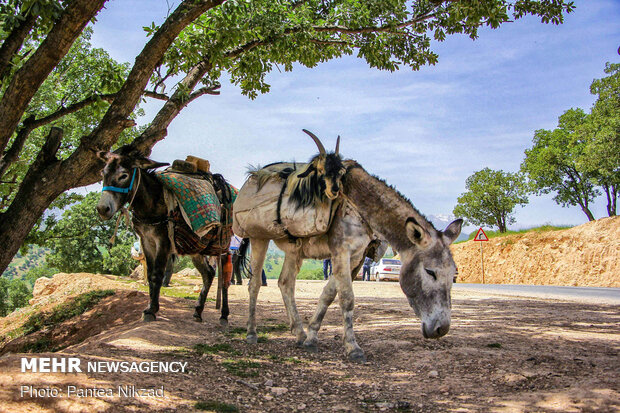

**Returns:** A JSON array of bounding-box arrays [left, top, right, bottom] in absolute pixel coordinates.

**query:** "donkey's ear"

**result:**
[[405, 217, 431, 248], [96, 151, 112, 162], [134, 157, 169, 170], [442, 219, 463, 245]]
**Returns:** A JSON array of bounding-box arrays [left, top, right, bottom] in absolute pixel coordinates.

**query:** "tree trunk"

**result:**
[[602, 183, 617, 217], [498, 220, 506, 233], [580, 205, 596, 221], [0, 1, 226, 275], [0, 128, 65, 273]]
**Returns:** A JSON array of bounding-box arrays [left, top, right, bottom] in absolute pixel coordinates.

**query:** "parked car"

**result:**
[[372, 258, 401, 281]]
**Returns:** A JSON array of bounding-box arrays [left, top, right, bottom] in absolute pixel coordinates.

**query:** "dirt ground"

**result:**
[[1, 276, 619, 413]]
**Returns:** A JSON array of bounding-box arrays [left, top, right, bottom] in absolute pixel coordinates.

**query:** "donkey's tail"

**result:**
[[233, 238, 251, 278]]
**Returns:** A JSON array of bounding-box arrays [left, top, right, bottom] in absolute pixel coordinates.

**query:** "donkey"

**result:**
[[96, 146, 229, 325], [234, 137, 462, 362]]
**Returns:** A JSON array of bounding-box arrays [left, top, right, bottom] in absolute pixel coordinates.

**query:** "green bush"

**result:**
[[297, 268, 323, 280], [0, 278, 33, 317]]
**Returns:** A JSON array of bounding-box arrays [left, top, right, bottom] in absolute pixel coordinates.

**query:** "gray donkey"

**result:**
[[234, 134, 462, 362]]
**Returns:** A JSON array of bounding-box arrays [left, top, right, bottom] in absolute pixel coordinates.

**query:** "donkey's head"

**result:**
[[398, 218, 463, 339], [96, 145, 168, 220], [300, 129, 346, 199]]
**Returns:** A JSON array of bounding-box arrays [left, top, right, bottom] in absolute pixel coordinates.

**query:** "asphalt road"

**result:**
[[453, 283, 620, 305]]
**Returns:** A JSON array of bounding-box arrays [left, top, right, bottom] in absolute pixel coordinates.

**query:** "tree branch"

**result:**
[[309, 39, 352, 46], [34, 94, 117, 129], [312, 11, 438, 35], [0, 94, 116, 178], [144, 90, 170, 101], [133, 61, 213, 154], [0, 0, 109, 156], [0, 115, 36, 179], [187, 84, 221, 102], [0, 12, 38, 85], [78, 0, 223, 154]]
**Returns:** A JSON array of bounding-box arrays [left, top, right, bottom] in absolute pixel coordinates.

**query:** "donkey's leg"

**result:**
[[192, 255, 215, 322], [218, 254, 230, 329], [246, 238, 269, 344], [304, 256, 364, 351], [220, 277, 229, 329], [278, 252, 306, 346], [331, 253, 365, 363], [303, 276, 337, 351], [142, 248, 169, 322]]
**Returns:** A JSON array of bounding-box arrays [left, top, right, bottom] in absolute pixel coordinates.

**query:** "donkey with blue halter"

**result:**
[[96, 145, 230, 325]]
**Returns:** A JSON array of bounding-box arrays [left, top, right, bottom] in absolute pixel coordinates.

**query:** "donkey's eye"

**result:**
[[425, 269, 437, 280], [119, 174, 129, 181]]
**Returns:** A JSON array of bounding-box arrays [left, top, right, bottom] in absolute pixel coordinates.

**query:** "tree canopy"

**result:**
[[521, 63, 619, 221], [585, 62, 619, 216], [41, 192, 135, 275], [453, 168, 529, 232], [521, 108, 599, 221], [0, 0, 576, 275]]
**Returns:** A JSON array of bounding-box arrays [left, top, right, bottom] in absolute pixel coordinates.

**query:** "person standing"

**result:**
[[323, 259, 332, 280], [229, 234, 243, 285], [362, 257, 372, 281]]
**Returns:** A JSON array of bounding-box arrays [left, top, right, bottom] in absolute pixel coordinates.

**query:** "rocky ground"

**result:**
[[1, 274, 618, 412]]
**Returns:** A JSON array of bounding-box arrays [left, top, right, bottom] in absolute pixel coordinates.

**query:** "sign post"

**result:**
[[473, 228, 489, 284]]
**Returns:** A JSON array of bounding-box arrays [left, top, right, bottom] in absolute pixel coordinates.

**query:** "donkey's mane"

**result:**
[[247, 162, 299, 190], [344, 161, 437, 231]]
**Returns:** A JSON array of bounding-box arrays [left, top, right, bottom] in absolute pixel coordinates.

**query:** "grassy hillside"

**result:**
[[456, 225, 573, 244], [262, 244, 325, 280], [3, 246, 49, 281]]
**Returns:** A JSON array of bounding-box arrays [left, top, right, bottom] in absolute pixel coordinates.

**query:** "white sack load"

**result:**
[[233, 174, 334, 239]]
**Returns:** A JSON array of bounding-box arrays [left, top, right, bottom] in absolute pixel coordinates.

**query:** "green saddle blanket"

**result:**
[[155, 171, 237, 237]]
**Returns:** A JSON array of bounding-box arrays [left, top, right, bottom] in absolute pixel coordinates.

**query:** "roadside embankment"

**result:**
[[451, 216, 620, 287]]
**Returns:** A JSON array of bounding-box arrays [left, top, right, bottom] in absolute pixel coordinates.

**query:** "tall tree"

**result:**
[[453, 168, 529, 233], [521, 108, 599, 221], [0, 0, 575, 274], [585, 62, 619, 216]]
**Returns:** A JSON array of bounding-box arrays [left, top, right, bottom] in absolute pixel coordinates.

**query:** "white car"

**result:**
[[372, 258, 401, 281]]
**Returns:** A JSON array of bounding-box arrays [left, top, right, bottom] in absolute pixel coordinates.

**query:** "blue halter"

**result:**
[[102, 168, 137, 194]]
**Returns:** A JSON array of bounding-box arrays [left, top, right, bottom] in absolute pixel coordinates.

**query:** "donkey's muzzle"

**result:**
[[96, 203, 112, 220], [422, 321, 450, 339]]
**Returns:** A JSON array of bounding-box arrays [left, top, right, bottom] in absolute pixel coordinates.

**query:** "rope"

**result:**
[[109, 169, 141, 245]]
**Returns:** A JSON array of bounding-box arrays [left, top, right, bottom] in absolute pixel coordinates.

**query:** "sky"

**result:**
[[88, 0, 619, 231]]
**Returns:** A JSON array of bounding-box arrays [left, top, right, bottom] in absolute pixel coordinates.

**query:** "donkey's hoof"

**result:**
[[347, 349, 366, 363], [142, 312, 156, 322], [246, 334, 258, 344], [295, 332, 308, 348], [302, 342, 318, 353], [219, 319, 229, 332], [193, 315, 203, 323]]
